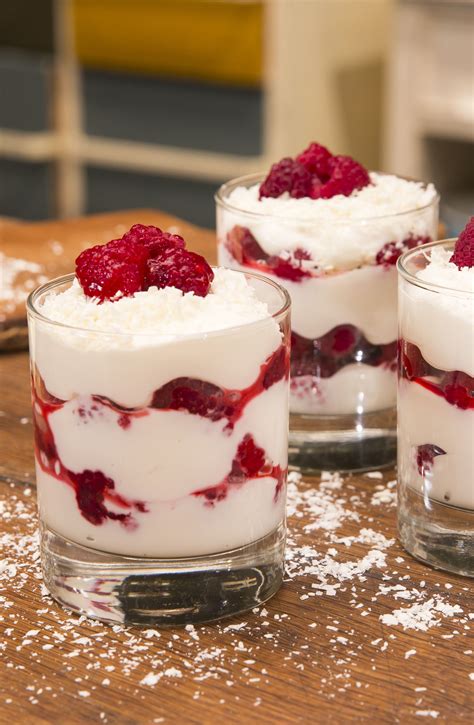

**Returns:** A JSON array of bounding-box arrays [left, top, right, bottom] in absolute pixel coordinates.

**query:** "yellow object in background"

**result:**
[[73, 0, 263, 87]]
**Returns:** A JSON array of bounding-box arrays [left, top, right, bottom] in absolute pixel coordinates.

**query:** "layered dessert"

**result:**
[[217, 143, 438, 416], [398, 218, 474, 510], [29, 225, 290, 558]]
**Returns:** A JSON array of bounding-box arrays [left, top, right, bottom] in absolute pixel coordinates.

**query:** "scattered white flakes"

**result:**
[[380, 597, 463, 631], [78, 690, 90, 698], [415, 711, 439, 719], [405, 649, 417, 659], [140, 672, 162, 686], [469, 673, 474, 681], [366, 471, 383, 479], [164, 668, 183, 679]]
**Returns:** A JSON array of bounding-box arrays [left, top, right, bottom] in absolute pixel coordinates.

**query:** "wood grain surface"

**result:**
[[0, 213, 472, 724]]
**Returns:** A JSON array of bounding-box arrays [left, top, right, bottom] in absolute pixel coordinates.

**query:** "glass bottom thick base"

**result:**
[[289, 408, 396, 473], [398, 488, 474, 577], [40, 523, 286, 626]]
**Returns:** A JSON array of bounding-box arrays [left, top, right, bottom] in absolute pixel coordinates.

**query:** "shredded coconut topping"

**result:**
[[37, 269, 273, 337]]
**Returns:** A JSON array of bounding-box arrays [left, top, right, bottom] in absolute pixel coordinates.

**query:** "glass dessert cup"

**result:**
[[398, 241, 474, 577], [27, 271, 291, 625], [216, 173, 439, 472]]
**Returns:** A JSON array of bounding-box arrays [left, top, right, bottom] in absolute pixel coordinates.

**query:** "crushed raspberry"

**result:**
[[68, 469, 130, 526], [231, 435, 266, 479], [442, 371, 474, 410], [262, 347, 288, 389], [292, 327, 397, 379], [399, 340, 474, 410], [259, 157, 312, 199], [258, 143, 370, 200], [416, 444, 446, 477], [376, 236, 430, 266], [76, 224, 213, 300], [450, 216, 474, 269], [145, 247, 214, 297], [310, 155, 370, 199], [226, 225, 269, 264]]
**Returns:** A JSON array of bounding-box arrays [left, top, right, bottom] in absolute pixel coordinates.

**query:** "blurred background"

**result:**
[[0, 0, 473, 231]]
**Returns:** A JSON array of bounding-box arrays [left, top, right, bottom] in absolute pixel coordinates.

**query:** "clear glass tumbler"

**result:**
[[27, 271, 291, 624], [398, 240, 474, 576], [216, 174, 439, 471]]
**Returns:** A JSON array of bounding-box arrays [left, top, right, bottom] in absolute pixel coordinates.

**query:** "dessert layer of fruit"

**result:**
[[31, 225, 289, 557], [218, 142, 438, 415], [398, 217, 474, 510]]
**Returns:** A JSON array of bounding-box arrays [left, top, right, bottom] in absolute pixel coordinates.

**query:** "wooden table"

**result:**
[[0, 213, 472, 724]]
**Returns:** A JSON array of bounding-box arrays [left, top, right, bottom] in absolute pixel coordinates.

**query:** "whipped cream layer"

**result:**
[[34, 270, 283, 406], [220, 173, 438, 270], [400, 247, 474, 377]]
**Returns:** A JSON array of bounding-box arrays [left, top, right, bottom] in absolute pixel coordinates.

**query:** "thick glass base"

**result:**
[[40, 523, 286, 625], [398, 488, 474, 577], [289, 408, 396, 473]]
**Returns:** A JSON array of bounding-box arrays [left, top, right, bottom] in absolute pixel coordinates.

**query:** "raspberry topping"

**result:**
[[259, 143, 370, 200], [259, 158, 312, 200], [75, 224, 213, 301], [450, 216, 474, 269], [145, 247, 213, 297]]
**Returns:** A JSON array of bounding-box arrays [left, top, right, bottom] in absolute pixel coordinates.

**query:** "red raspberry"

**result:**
[[259, 158, 312, 199], [145, 247, 214, 297], [310, 155, 370, 199], [151, 378, 230, 421], [450, 217, 474, 269], [76, 238, 149, 301], [296, 142, 332, 179], [416, 444, 446, 476], [442, 371, 474, 410], [123, 224, 185, 256]]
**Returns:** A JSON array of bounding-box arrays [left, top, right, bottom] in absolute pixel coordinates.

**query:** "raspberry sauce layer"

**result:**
[[225, 225, 430, 281], [399, 340, 474, 410], [291, 327, 397, 380]]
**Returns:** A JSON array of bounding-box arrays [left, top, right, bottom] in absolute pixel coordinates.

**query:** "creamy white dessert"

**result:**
[[398, 245, 474, 510], [217, 170, 438, 416], [31, 268, 289, 558]]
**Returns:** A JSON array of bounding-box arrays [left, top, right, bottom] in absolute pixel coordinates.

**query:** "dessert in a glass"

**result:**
[[216, 143, 439, 470], [398, 218, 474, 576], [27, 225, 291, 625]]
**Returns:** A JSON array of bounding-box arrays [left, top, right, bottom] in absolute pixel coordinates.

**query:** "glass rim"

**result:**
[[215, 171, 440, 223], [397, 238, 474, 297], [26, 268, 291, 339]]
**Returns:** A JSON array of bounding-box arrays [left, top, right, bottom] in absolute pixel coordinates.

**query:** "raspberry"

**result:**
[[151, 378, 231, 421], [296, 142, 332, 178], [376, 236, 430, 266], [450, 216, 474, 269], [76, 224, 213, 300], [231, 435, 266, 479], [259, 158, 312, 199], [310, 155, 370, 199], [399, 341, 427, 380], [269, 256, 311, 282], [76, 238, 149, 301], [145, 247, 214, 297], [331, 326, 356, 354], [123, 224, 185, 256]]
